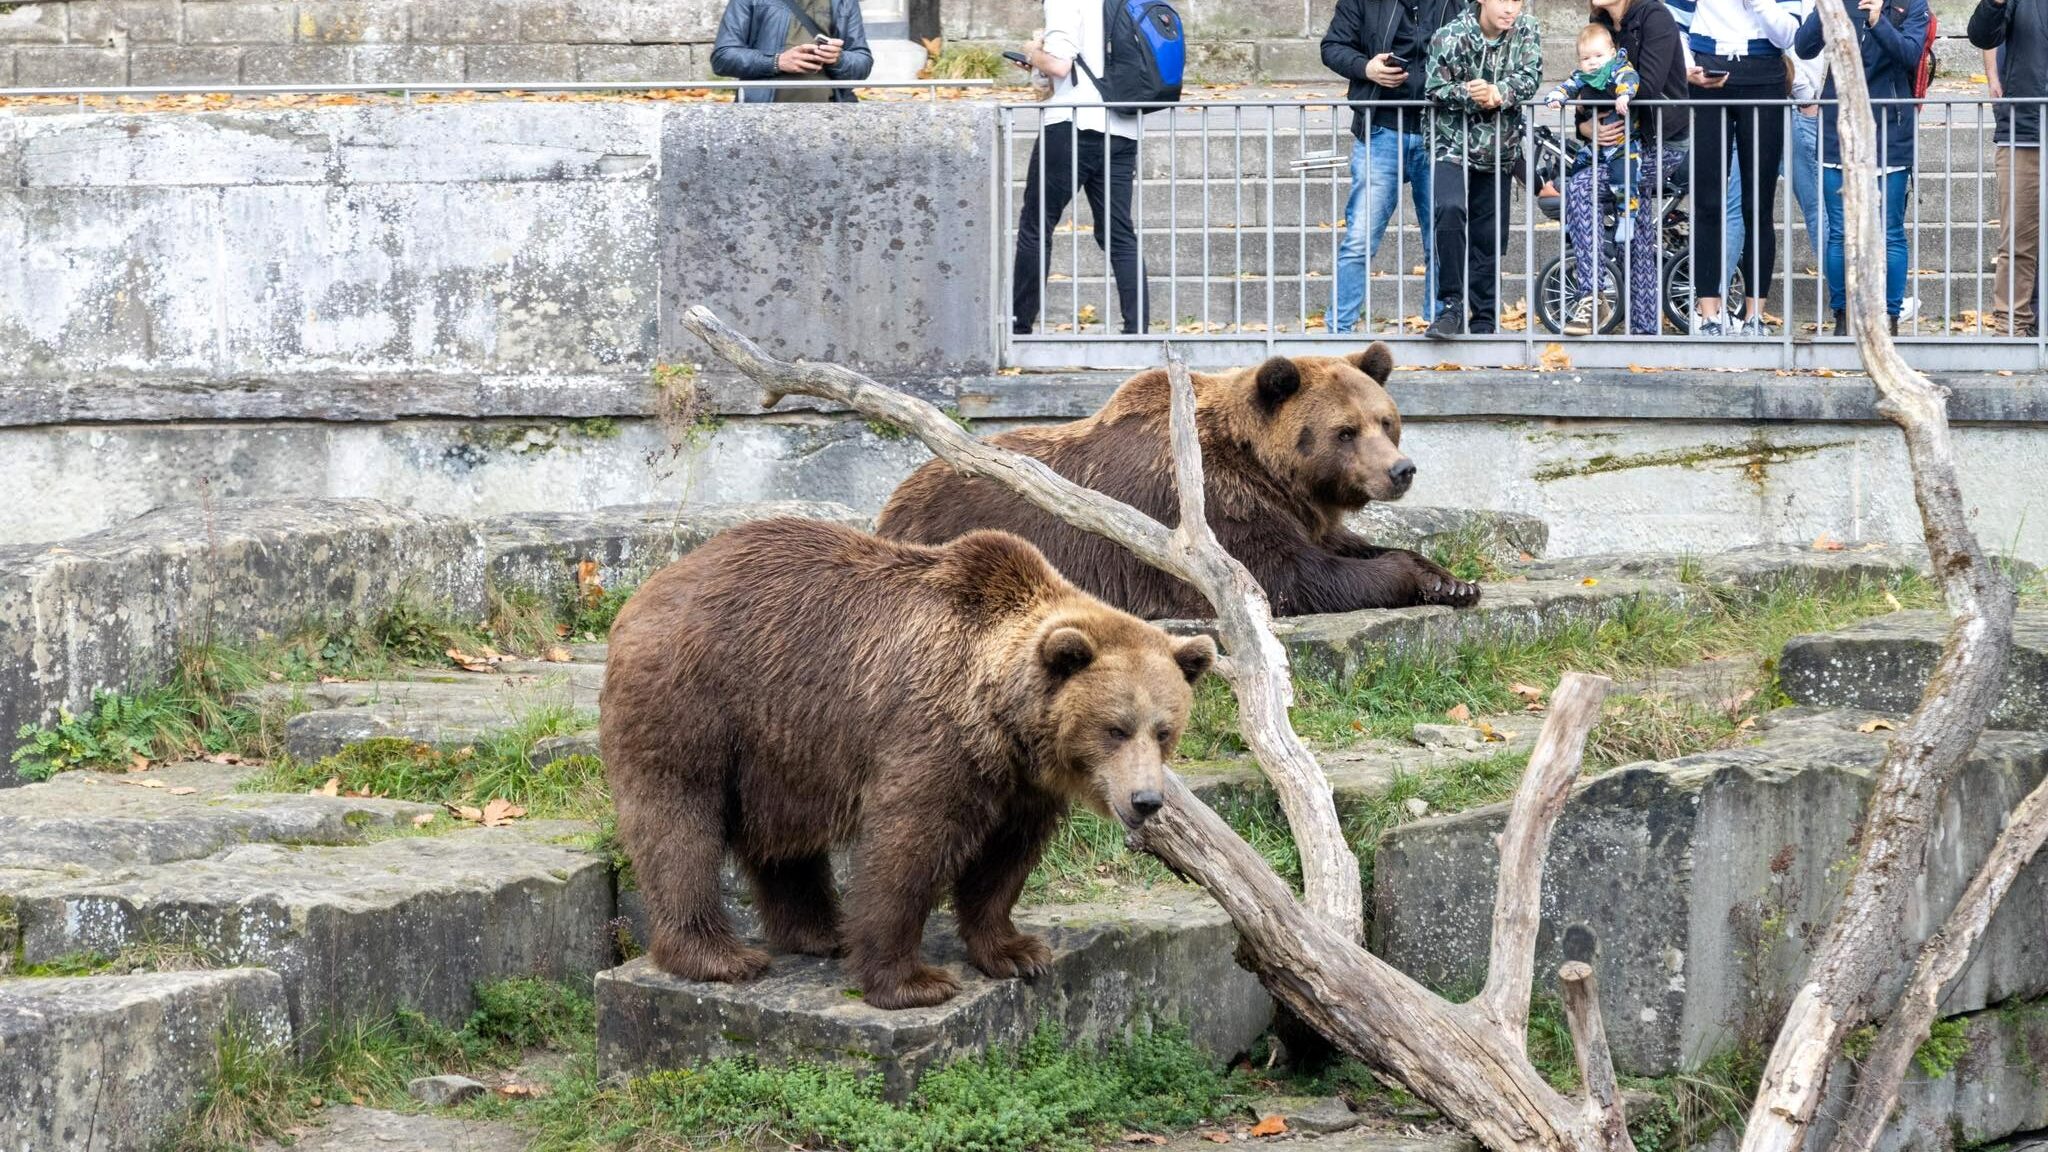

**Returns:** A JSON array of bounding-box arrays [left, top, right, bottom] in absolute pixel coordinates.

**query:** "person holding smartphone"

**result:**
[[1667, 0, 1812, 335], [710, 0, 872, 102], [1321, 0, 1466, 333]]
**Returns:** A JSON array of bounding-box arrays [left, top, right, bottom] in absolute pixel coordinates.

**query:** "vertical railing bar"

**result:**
[[1266, 109, 1276, 351]]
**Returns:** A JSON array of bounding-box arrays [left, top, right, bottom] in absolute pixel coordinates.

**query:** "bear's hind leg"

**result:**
[[612, 758, 769, 984], [743, 852, 842, 957]]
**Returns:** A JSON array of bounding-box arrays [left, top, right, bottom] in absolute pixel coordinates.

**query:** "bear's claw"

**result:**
[[866, 964, 963, 1009], [968, 932, 1054, 980]]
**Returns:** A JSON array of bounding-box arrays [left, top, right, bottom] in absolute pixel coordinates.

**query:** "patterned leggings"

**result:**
[[1565, 146, 1680, 334]]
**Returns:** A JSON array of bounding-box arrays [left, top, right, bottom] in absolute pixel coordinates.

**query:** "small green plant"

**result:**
[[466, 978, 598, 1053], [864, 417, 911, 441], [562, 580, 635, 641], [177, 1014, 303, 1151], [374, 598, 483, 665], [11, 689, 198, 781], [927, 45, 1006, 80]]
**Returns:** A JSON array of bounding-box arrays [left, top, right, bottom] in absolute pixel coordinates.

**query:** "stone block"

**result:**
[[14, 114, 331, 186], [254, 1106, 528, 1152], [465, 43, 579, 82], [0, 3, 67, 44], [1256, 37, 1330, 81], [8, 830, 617, 1041], [1267, 576, 1688, 682], [412, 0, 524, 42], [0, 498, 487, 788], [0, 762, 440, 872], [520, 0, 721, 45], [1810, 1000, 2048, 1152], [1371, 709, 2048, 1076], [129, 46, 244, 85], [68, 0, 182, 46], [1779, 609, 2048, 730], [942, 0, 1041, 41], [319, 102, 662, 182], [0, 49, 15, 85], [481, 499, 869, 603], [351, 44, 466, 82], [183, 1, 297, 44], [260, 672, 602, 761], [575, 43, 695, 83], [660, 102, 998, 377], [1183, 39, 1256, 84], [0, 970, 292, 1152], [295, 1, 411, 44], [239, 44, 354, 83], [596, 888, 1272, 1099], [1347, 505, 1550, 564], [1178, 0, 1311, 39], [14, 46, 125, 85]]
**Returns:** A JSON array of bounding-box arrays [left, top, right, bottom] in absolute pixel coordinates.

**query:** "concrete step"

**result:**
[[239, 671, 601, 762], [0, 969, 293, 1152], [1372, 707, 2048, 1081], [1512, 540, 1944, 592], [595, 886, 1270, 1101], [1779, 608, 2048, 728], [253, 1106, 528, 1152], [3, 826, 617, 1045]]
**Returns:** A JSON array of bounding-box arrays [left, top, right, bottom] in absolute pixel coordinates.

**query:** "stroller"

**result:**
[[1528, 125, 1746, 335]]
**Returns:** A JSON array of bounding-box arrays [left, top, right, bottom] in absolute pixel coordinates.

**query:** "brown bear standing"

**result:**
[[877, 346, 1480, 619], [599, 518, 1215, 1009]]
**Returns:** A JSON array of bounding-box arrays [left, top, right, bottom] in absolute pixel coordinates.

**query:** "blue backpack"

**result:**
[[1076, 0, 1184, 112]]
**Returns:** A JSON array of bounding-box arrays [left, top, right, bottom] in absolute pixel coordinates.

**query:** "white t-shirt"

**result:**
[[1041, 0, 1140, 139]]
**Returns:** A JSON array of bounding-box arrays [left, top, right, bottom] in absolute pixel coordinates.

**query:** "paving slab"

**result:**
[[1513, 541, 1941, 591], [596, 887, 1271, 1101], [1779, 609, 2048, 730], [242, 671, 599, 761], [1372, 708, 2048, 1076], [0, 762, 439, 874], [6, 829, 616, 1044], [0, 968, 292, 1152], [255, 1106, 529, 1152]]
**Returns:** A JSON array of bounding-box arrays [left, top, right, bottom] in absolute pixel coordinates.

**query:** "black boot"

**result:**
[[1890, 314, 1900, 337], [1832, 309, 1849, 337]]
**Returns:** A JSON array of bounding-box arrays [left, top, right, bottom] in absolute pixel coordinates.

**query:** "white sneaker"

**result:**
[[1691, 313, 1727, 337], [1562, 296, 1598, 337]]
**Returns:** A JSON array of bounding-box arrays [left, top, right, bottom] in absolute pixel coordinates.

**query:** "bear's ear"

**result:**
[[1348, 342, 1395, 384], [1253, 357, 1302, 415], [1171, 635, 1216, 684], [1040, 626, 1097, 679]]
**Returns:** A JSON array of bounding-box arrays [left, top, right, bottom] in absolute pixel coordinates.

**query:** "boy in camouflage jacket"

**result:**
[[1423, 0, 1541, 338]]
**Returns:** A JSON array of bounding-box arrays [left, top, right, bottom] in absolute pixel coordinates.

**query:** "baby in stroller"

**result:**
[[1544, 24, 1642, 239]]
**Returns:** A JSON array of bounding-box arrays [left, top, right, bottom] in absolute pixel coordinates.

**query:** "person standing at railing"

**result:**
[[1796, 0, 1926, 336], [1422, 0, 1543, 338], [1668, 0, 1811, 335], [710, 0, 873, 102], [1971, 0, 2046, 337], [1559, 0, 1689, 335], [1322, 0, 1466, 332], [1007, 0, 1151, 336]]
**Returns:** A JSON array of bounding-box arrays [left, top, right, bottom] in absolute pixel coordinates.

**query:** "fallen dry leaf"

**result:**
[[129, 752, 152, 773], [1580, 577, 1599, 587], [1812, 533, 1848, 552], [1858, 718, 1897, 733], [132, 778, 166, 789], [497, 1082, 549, 1099], [1538, 342, 1572, 372], [1884, 590, 1905, 613], [316, 777, 340, 797], [1123, 1135, 1169, 1146], [1738, 715, 1759, 730], [1446, 703, 1472, 723], [544, 645, 573, 663], [318, 674, 346, 684], [1201, 1133, 1232, 1145], [1510, 682, 1545, 705], [203, 752, 245, 765], [481, 798, 528, 828], [411, 812, 436, 827], [447, 803, 484, 823], [1476, 721, 1506, 743], [169, 786, 198, 796], [1250, 1115, 1289, 1138], [446, 647, 499, 673]]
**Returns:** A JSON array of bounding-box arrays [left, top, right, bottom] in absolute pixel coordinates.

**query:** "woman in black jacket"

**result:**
[[1561, 0, 1689, 333]]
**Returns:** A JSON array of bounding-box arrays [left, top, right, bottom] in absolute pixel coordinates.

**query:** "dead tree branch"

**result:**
[[1738, 13, 2021, 1152], [1560, 963, 1633, 1152], [681, 307, 1362, 938], [686, 305, 1636, 1152]]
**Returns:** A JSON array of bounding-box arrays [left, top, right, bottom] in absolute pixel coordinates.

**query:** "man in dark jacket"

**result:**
[[712, 0, 873, 103], [1322, 0, 1463, 332], [1971, 0, 2045, 334]]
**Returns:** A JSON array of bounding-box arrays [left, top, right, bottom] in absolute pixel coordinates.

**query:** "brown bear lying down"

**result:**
[[599, 518, 1215, 1009], [877, 346, 1481, 619]]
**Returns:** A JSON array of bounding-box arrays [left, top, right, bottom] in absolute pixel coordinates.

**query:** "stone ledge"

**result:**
[[1780, 609, 2048, 729], [595, 887, 1271, 1100], [0, 968, 293, 1152]]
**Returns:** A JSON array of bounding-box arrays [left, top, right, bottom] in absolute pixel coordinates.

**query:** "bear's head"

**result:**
[[1031, 610, 1215, 829], [1236, 344, 1414, 511]]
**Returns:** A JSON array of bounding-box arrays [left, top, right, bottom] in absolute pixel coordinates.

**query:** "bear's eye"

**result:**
[[1106, 724, 1133, 743], [1336, 427, 1359, 443], [1154, 725, 1174, 747], [1381, 417, 1395, 436]]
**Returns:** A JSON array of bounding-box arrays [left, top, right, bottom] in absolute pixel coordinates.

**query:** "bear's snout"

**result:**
[[1128, 789, 1164, 824], [1388, 458, 1417, 492]]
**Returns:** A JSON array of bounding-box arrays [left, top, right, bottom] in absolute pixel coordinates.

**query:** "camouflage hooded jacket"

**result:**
[[1424, 7, 1543, 170]]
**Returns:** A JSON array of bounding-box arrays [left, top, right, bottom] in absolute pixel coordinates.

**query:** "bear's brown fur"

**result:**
[[599, 518, 1215, 1009], [877, 346, 1480, 618]]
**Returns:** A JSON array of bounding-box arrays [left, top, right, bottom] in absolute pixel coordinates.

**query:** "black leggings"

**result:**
[[1690, 54, 1789, 308], [1012, 123, 1150, 335]]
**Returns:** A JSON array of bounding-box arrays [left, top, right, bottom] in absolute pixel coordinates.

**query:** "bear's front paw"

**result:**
[[865, 964, 964, 1009], [968, 932, 1054, 980], [655, 938, 772, 984], [1407, 555, 1481, 608]]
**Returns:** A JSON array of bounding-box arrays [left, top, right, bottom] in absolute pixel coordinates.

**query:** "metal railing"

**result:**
[[997, 97, 2048, 371], [0, 77, 995, 107]]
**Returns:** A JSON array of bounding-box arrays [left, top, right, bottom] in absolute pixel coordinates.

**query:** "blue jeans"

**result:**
[[1333, 125, 1436, 332], [1791, 110, 1824, 247], [1823, 166, 1910, 316]]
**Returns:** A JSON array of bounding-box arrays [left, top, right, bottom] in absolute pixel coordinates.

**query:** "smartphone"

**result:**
[[1383, 53, 1408, 67], [1002, 49, 1032, 67], [1702, 68, 1730, 81], [814, 32, 833, 45]]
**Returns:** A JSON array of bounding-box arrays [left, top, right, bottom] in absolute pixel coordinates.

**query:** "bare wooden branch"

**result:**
[[1559, 962, 1634, 1152], [1826, 776, 2048, 1152], [680, 307, 1363, 938], [1480, 674, 1612, 1044], [1737, 13, 2021, 1152]]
